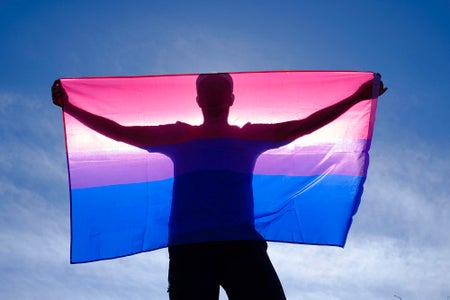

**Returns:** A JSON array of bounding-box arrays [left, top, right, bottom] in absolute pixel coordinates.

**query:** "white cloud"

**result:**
[[359, 140, 450, 244], [264, 140, 450, 300], [269, 233, 450, 299], [0, 176, 170, 300]]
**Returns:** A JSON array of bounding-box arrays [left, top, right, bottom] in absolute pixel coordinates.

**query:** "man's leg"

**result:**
[[220, 241, 286, 300], [168, 244, 221, 300]]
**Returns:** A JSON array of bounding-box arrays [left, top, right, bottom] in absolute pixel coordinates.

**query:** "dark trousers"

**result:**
[[168, 241, 286, 300]]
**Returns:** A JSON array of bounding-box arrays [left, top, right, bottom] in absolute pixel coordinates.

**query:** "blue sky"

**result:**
[[1, 0, 449, 299]]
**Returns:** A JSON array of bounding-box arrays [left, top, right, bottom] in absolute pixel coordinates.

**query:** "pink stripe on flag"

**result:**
[[62, 71, 376, 153]]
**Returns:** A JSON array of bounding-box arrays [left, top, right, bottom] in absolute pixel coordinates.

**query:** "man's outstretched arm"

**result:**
[[267, 77, 387, 142], [52, 80, 177, 147]]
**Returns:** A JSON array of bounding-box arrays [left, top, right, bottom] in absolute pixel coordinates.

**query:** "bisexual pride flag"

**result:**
[[59, 71, 380, 263]]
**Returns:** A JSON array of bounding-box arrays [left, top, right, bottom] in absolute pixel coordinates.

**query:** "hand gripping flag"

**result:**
[[59, 71, 379, 263]]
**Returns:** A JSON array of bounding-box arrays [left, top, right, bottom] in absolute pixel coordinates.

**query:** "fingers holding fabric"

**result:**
[[51, 79, 68, 107]]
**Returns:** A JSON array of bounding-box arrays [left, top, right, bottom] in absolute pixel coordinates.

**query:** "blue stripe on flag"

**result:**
[[70, 174, 364, 263]]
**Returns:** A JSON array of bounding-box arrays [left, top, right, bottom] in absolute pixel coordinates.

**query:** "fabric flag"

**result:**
[[60, 71, 379, 263]]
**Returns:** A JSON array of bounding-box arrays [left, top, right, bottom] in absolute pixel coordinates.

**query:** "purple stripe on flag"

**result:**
[[69, 139, 369, 189]]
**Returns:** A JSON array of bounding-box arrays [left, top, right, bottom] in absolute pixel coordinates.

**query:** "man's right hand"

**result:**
[[352, 76, 387, 102], [52, 80, 68, 107]]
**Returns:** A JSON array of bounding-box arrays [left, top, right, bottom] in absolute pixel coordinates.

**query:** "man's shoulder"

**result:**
[[241, 122, 276, 132], [157, 121, 193, 130]]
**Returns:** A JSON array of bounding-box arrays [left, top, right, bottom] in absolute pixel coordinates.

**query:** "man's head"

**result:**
[[196, 73, 234, 110]]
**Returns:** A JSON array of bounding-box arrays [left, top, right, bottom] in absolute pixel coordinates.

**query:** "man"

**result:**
[[52, 73, 386, 299]]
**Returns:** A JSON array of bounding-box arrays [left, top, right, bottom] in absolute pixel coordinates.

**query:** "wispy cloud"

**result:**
[[265, 139, 450, 299], [0, 174, 170, 300]]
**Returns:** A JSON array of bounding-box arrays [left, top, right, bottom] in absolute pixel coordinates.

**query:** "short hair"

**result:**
[[196, 73, 233, 97]]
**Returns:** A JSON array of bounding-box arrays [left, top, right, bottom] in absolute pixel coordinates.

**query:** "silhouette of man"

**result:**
[[52, 73, 386, 300]]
